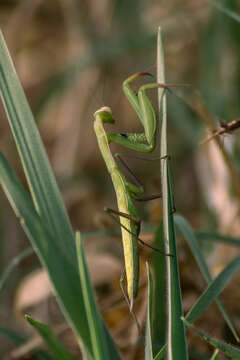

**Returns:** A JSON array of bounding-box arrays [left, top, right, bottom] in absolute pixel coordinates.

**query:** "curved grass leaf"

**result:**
[[76, 233, 116, 360], [0, 144, 120, 360], [0, 30, 74, 263], [183, 318, 240, 359], [196, 232, 240, 247], [174, 214, 239, 342], [145, 263, 153, 360], [205, 0, 240, 23], [25, 315, 75, 360], [186, 256, 240, 324], [0, 151, 91, 355], [0, 247, 34, 293], [157, 27, 188, 360], [0, 32, 120, 358]]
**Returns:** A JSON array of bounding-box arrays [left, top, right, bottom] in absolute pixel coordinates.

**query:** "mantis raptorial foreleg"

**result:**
[[94, 72, 183, 308]]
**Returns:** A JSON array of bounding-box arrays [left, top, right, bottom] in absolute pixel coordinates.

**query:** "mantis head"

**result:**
[[94, 106, 115, 124]]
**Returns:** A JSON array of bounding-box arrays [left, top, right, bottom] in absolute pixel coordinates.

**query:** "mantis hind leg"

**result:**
[[115, 153, 169, 201], [120, 269, 143, 337], [104, 207, 141, 237], [104, 207, 173, 256]]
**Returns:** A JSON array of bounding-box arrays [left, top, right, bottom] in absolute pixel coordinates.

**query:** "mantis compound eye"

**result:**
[[94, 106, 115, 124]]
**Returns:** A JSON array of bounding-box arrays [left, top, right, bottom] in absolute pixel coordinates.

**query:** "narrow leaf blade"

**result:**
[[186, 256, 240, 324], [175, 214, 239, 341], [153, 344, 167, 360], [151, 223, 166, 355], [183, 318, 240, 359], [157, 27, 188, 360], [76, 233, 116, 360], [0, 152, 120, 358], [25, 315, 75, 360], [0, 31, 74, 262], [0, 31, 121, 358]]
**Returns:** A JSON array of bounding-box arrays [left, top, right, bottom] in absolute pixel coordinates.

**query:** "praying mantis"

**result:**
[[94, 72, 180, 309]]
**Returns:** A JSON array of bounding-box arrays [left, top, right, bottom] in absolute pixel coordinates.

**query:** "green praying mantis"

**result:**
[[94, 71, 182, 309]]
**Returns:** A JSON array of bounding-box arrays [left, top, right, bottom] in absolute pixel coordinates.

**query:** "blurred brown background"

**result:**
[[0, 1, 240, 359]]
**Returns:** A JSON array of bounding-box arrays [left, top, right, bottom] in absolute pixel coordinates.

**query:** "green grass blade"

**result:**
[[25, 315, 75, 360], [196, 232, 240, 247], [157, 27, 188, 360], [205, 0, 240, 23], [0, 247, 33, 293], [76, 232, 118, 360], [0, 30, 74, 262], [210, 349, 219, 360], [186, 256, 240, 324], [0, 151, 90, 353], [145, 263, 153, 360], [183, 318, 240, 359], [174, 214, 239, 341], [153, 345, 167, 360], [151, 223, 166, 355], [174, 215, 217, 281], [0, 152, 120, 358], [0, 31, 120, 358]]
